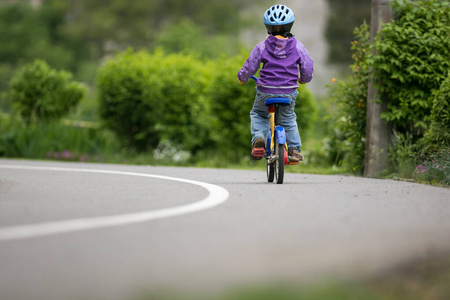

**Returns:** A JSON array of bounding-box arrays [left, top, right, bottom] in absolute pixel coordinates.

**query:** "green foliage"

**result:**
[[97, 49, 213, 153], [370, 0, 450, 132], [156, 19, 242, 59], [413, 74, 450, 185], [8, 60, 85, 124], [330, 0, 450, 175], [388, 74, 450, 183], [208, 55, 256, 159], [329, 23, 370, 173], [413, 149, 450, 186], [388, 131, 420, 178], [154, 52, 213, 154], [425, 73, 450, 148], [0, 112, 117, 160], [39, 0, 261, 59], [97, 49, 317, 161], [0, 3, 72, 68], [295, 86, 317, 136], [210, 55, 316, 161], [0, 0, 264, 93], [97, 50, 162, 151], [0, 3, 73, 91]]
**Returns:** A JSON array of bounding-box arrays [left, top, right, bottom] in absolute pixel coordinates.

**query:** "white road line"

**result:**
[[0, 165, 229, 241]]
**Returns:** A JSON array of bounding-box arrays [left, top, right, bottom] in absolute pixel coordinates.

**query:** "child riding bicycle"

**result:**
[[237, 4, 314, 162]]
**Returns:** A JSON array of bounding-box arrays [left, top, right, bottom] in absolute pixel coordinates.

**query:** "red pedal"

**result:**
[[252, 147, 265, 158]]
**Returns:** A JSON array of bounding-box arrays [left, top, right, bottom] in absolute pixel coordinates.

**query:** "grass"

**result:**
[[0, 112, 118, 161], [413, 149, 450, 186]]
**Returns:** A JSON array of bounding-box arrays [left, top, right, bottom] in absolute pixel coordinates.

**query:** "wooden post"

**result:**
[[364, 0, 392, 177]]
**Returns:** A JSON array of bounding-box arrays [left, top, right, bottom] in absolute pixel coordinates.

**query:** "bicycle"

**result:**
[[251, 76, 299, 184]]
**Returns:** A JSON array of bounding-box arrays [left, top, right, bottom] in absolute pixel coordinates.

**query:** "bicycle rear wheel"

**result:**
[[275, 143, 284, 184]]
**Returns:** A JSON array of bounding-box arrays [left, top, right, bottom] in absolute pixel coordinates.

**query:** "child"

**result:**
[[237, 4, 314, 162]]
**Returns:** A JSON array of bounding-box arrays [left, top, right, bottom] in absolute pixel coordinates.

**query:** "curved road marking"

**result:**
[[0, 165, 230, 241]]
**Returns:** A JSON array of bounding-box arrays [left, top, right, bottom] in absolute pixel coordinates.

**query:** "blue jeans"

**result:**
[[250, 88, 302, 151]]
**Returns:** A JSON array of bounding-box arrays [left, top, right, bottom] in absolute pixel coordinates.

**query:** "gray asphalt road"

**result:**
[[0, 159, 449, 300]]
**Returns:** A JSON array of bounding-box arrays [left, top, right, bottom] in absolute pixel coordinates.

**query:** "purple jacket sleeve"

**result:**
[[237, 42, 264, 82], [296, 41, 314, 83]]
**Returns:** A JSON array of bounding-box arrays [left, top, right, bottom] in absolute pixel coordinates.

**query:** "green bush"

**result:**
[[8, 60, 85, 124], [154, 52, 213, 155], [389, 74, 450, 180], [425, 73, 450, 148], [328, 23, 370, 174], [208, 55, 256, 158], [414, 148, 450, 186], [329, 0, 450, 174], [97, 50, 160, 151], [98, 49, 317, 161], [97, 49, 213, 153], [209, 54, 316, 161], [388, 131, 420, 178], [369, 0, 450, 132], [295, 84, 317, 137]]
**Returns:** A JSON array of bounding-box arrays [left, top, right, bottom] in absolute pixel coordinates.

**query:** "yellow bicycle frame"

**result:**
[[269, 110, 298, 165], [269, 111, 275, 153]]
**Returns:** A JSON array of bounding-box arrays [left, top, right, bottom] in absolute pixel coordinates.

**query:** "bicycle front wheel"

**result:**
[[275, 143, 284, 184], [267, 158, 274, 182]]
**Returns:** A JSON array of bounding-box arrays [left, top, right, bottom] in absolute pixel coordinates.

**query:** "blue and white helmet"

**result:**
[[263, 4, 295, 35], [264, 4, 295, 25]]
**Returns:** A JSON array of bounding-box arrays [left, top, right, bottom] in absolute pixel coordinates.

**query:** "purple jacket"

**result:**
[[238, 35, 314, 94]]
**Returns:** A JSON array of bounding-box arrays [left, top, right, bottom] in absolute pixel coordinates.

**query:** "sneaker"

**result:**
[[251, 138, 265, 160], [288, 149, 304, 162]]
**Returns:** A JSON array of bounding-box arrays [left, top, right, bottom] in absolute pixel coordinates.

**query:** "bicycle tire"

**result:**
[[275, 143, 284, 184], [267, 157, 274, 182]]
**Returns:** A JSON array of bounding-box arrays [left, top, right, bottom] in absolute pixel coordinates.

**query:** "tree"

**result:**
[[0, 0, 265, 91], [0, 2, 74, 91], [325, 0, 372, 64], [49, 0, 263, 59]]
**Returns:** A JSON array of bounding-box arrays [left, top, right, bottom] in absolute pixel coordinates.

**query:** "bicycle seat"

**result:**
[[265, 98, 291, 106]]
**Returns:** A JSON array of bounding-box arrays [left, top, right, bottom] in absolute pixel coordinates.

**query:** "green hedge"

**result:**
[[328, 24, 370, 174], [330, 0, 450, 174], [208, 55, 256, 157], [425, 73, 450, 149], [97, 49, 316, 160], [97, 49, 213, 153], [370, 0, 450, 131]]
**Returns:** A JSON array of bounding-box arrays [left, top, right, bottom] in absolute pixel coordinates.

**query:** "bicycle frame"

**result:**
[[266, 105, 287, 162]]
